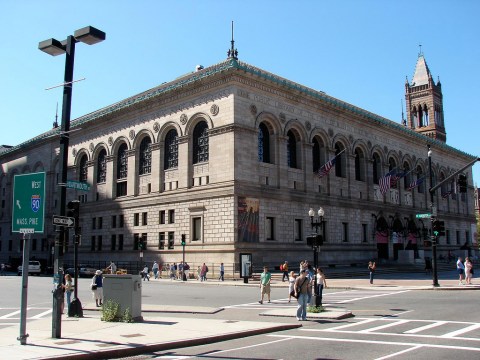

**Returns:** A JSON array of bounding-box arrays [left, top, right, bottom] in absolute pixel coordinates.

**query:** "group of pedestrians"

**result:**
[[258, 261, 327, 321], [457, 256, 474, 285]]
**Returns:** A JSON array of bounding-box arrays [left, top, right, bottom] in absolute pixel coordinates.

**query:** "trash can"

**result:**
[[103, 274, 143, 322]]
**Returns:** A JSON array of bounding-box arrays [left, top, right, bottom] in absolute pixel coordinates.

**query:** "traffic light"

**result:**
[[181, 234, 186, 246], [458, 174, 467, 193], [432, 220, 446, 237], [67, 200, 80, 227]]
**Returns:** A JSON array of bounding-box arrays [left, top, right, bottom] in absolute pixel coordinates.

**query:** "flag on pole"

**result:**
[[407, 176, 425, 191], [316, 157, 337, 178], [379, 168, 398, 194]]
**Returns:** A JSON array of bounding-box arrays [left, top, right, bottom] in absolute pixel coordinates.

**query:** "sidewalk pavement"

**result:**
[[3, 276, 479, 360]]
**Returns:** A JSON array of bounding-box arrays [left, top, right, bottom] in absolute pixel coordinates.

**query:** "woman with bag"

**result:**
[[315, 268, 327, 306], [287, 271, 296, 303], [368, 261, 376, 284], [64, 274, 74, 314], [91, 270, 103, 307]]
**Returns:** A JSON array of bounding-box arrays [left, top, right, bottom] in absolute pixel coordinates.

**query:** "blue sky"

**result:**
[[1, 0, 479, 184]]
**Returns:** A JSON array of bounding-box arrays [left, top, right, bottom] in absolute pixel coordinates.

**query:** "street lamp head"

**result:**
[[38, 38, 65, 56], [318, 207, 325, 218], [74, 26, 106, 45], [308, 208, 315, 217]]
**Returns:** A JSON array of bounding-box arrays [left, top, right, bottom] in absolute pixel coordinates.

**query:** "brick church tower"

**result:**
[[405, 52, 446, 142]]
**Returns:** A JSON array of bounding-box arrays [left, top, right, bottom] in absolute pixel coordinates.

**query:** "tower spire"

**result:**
[[53, 102, 59, 128], [227, 21, 238, 60]]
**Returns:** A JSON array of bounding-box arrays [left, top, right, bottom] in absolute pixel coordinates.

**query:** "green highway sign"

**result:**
[[12, 172, 46, 233], [65, 180, 90, 191], [416, 213, 431, 219]]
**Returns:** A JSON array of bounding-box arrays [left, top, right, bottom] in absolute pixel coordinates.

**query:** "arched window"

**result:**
[[139, 137, 152, 175], [412, 106, 417, 129], [372, 153, 381, 184], [116, 143, 128, 197], [423, 104, 429, 125], [335, 143, 345, 178], [164, 129, 178, 170], [418, 105, 424, 127], [388, 158, 398, 189], [193, 121, 209, 164], [354, 148, 365, 181], [312, 138, 320, 172], [287, 130, 298, 169], [403, 162, 411, 189], [416, 166, 424, 193], [258, 122, 270, 163], [117, 144, 128, 180], [79, 154, 88, 182], [96, 149, 107, 183]]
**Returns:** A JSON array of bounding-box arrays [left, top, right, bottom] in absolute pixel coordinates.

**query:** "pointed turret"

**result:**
[[405, 53, 446, 142]]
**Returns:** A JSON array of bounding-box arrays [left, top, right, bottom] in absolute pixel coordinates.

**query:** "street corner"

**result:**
[[259, 307, 354, 320]]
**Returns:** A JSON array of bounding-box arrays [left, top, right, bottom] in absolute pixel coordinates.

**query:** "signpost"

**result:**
[[12, 172, 45, 345], [52, 215, 75, 228], [65, 180, 90, 191], [415, 213, 431, 219]]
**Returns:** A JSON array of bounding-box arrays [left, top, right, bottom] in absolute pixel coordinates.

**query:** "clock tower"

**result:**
[[405, 52, 446, 142]]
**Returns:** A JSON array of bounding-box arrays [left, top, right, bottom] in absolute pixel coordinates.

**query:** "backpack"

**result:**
[[280, 264, 284, 271]]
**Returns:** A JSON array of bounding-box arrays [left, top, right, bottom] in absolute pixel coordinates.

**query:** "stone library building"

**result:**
[[0, 48, 477, 274]]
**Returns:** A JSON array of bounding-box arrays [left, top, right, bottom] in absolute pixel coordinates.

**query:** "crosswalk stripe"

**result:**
[[327, 318, 377, 331], [0, 310, 22, 319], [404, 321, 448, 334], [359, 320, 409, 333], [440, 323, 480, 338], [30, 309, 52, 319]]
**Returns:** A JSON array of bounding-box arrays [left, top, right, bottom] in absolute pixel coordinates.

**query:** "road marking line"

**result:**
[[30, 309, 52, 319], [0, 310, 22, 319], [360, 320, 409, 333], [326, 318, 377, 331], [268, 334, 480, 352], [374, 345, 423, 360], [440, 323, 480, 338], [337, 290, 411, 304], [383, 310, 414, 317], [404, 321, 448, 334]]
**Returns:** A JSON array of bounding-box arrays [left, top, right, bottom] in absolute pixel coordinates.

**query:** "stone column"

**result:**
[[150, 143, 161, 193], [126, 149, 136, 196]]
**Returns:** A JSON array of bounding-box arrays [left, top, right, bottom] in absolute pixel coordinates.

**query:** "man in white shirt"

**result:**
[[457, 257, 465, 285]]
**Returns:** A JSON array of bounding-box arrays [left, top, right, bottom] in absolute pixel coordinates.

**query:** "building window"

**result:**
[[355, 148, 365, 181], [142, 212, 148, 226], [79, 154, 88, 182], [294, 219, 302, 241], [456, 230, 460, 245], [266, 217, 275, 240], [158, 232, 165, 250], [192, 217, 202, 241], [142, 233, 147, 250], [139, 137, 152, 175], [41, 238, 47, 251], [97, 149, 107, 183], [92, 217, 96, 230], [134, 213, 139, 226], [8, 240, 12, 251], [312, 137, 322, 173], [164, 129, 178, 169], [32, 238, 37, 251], [287, 130, 298, 169], [116, 143, 128, 197], [118, 234, 124, 250], [159, 210, 166, 225], [446, 230, 450, 245], [258, 122, 271, 163], [168, 231, 174, 249], [416, 167, 424, 193], [112, 215, 117, 228], [362, 224, 368, 242], [342, 222, 349, 242], [466, 231, 470, 245], [111, 234, 116, 251], [134, 233, 140, 250], [97, 235, 103, 251], [193, 121, 209, 164], [373, 153, 381, 184], [335, 143, 345, 178], [98, 217, 103, 230], [119, 215, 124, 228], [168, 209, 175, 224], [91, 236, 96, 251]]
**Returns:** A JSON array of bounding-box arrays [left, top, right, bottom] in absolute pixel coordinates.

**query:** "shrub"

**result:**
[[307, 305, 324, 313]]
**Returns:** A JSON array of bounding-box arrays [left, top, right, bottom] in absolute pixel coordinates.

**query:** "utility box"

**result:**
[[103, 274, 143, 322]]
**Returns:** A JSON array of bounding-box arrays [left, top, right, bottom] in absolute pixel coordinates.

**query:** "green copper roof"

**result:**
[[1, 58, 476, 161]]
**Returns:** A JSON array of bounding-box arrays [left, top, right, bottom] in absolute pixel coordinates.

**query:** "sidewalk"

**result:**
[[2, 276, 479, 360]]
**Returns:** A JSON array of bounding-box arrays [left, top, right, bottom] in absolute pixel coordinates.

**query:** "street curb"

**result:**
[[37, 323, 302, 360]]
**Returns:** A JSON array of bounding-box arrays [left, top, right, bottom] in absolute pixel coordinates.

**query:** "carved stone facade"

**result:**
[[0, 56, 476, 271]]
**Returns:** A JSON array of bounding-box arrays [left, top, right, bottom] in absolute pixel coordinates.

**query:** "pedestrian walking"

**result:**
[[288, 271, 296, 303], [294, 269, 311, 321], [64, 274, 74, 314], [465, 257, 473, 285], [184, 262, 190, 280], [0, 263, 5, 276], [152, 261, 159, 279], [219, 262, 225, 281], [368, 261, 376, 284], [170, 263, 176, 280], [142, 265, 150, 281], [200, 263, 208, 281], [258, 266, 271, 304], [91, 270, 103, 307], [314, 267, 327, 306], [457, 257, 465, 285], [107, 261, 117, 274], [281, 261, 289, 282]]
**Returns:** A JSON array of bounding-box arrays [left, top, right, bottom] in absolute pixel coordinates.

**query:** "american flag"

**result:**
[[379, 175, 392, 194], [407, 176, 425, 191], [316, 157, 337, 178]]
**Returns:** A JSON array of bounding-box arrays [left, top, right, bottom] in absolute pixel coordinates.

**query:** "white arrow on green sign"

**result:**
[[12, 172, 46, 233], [66, 180, 90, 191]]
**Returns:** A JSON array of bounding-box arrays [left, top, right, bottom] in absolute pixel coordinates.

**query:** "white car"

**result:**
[[17, 261, 42, 276]]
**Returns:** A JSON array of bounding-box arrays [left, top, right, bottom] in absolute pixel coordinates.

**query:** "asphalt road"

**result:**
[[2, 274, 480, 359]]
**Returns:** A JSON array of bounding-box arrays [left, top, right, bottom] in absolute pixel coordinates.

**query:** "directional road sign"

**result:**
[[12, 172, 46, 233], [415, 213, 431, 219], [65, 180, 90, 191], [52, 215, 75, 228]]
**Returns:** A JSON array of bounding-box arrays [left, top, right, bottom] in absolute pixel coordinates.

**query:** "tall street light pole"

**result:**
[[39, 26, 105, 339], [427, 145, 439, 287], [309, 207, 325, 307]]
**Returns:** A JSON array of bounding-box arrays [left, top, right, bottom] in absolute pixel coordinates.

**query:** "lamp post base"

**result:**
[[310, 294, 322, 307], [68, 298, 84, 318]]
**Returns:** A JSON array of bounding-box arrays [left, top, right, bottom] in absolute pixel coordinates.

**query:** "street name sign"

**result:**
[[12, 172, 46, 233], [52, 215, 75, 228], [65, 180, 90, 191], [416, 213, 431, 219]]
